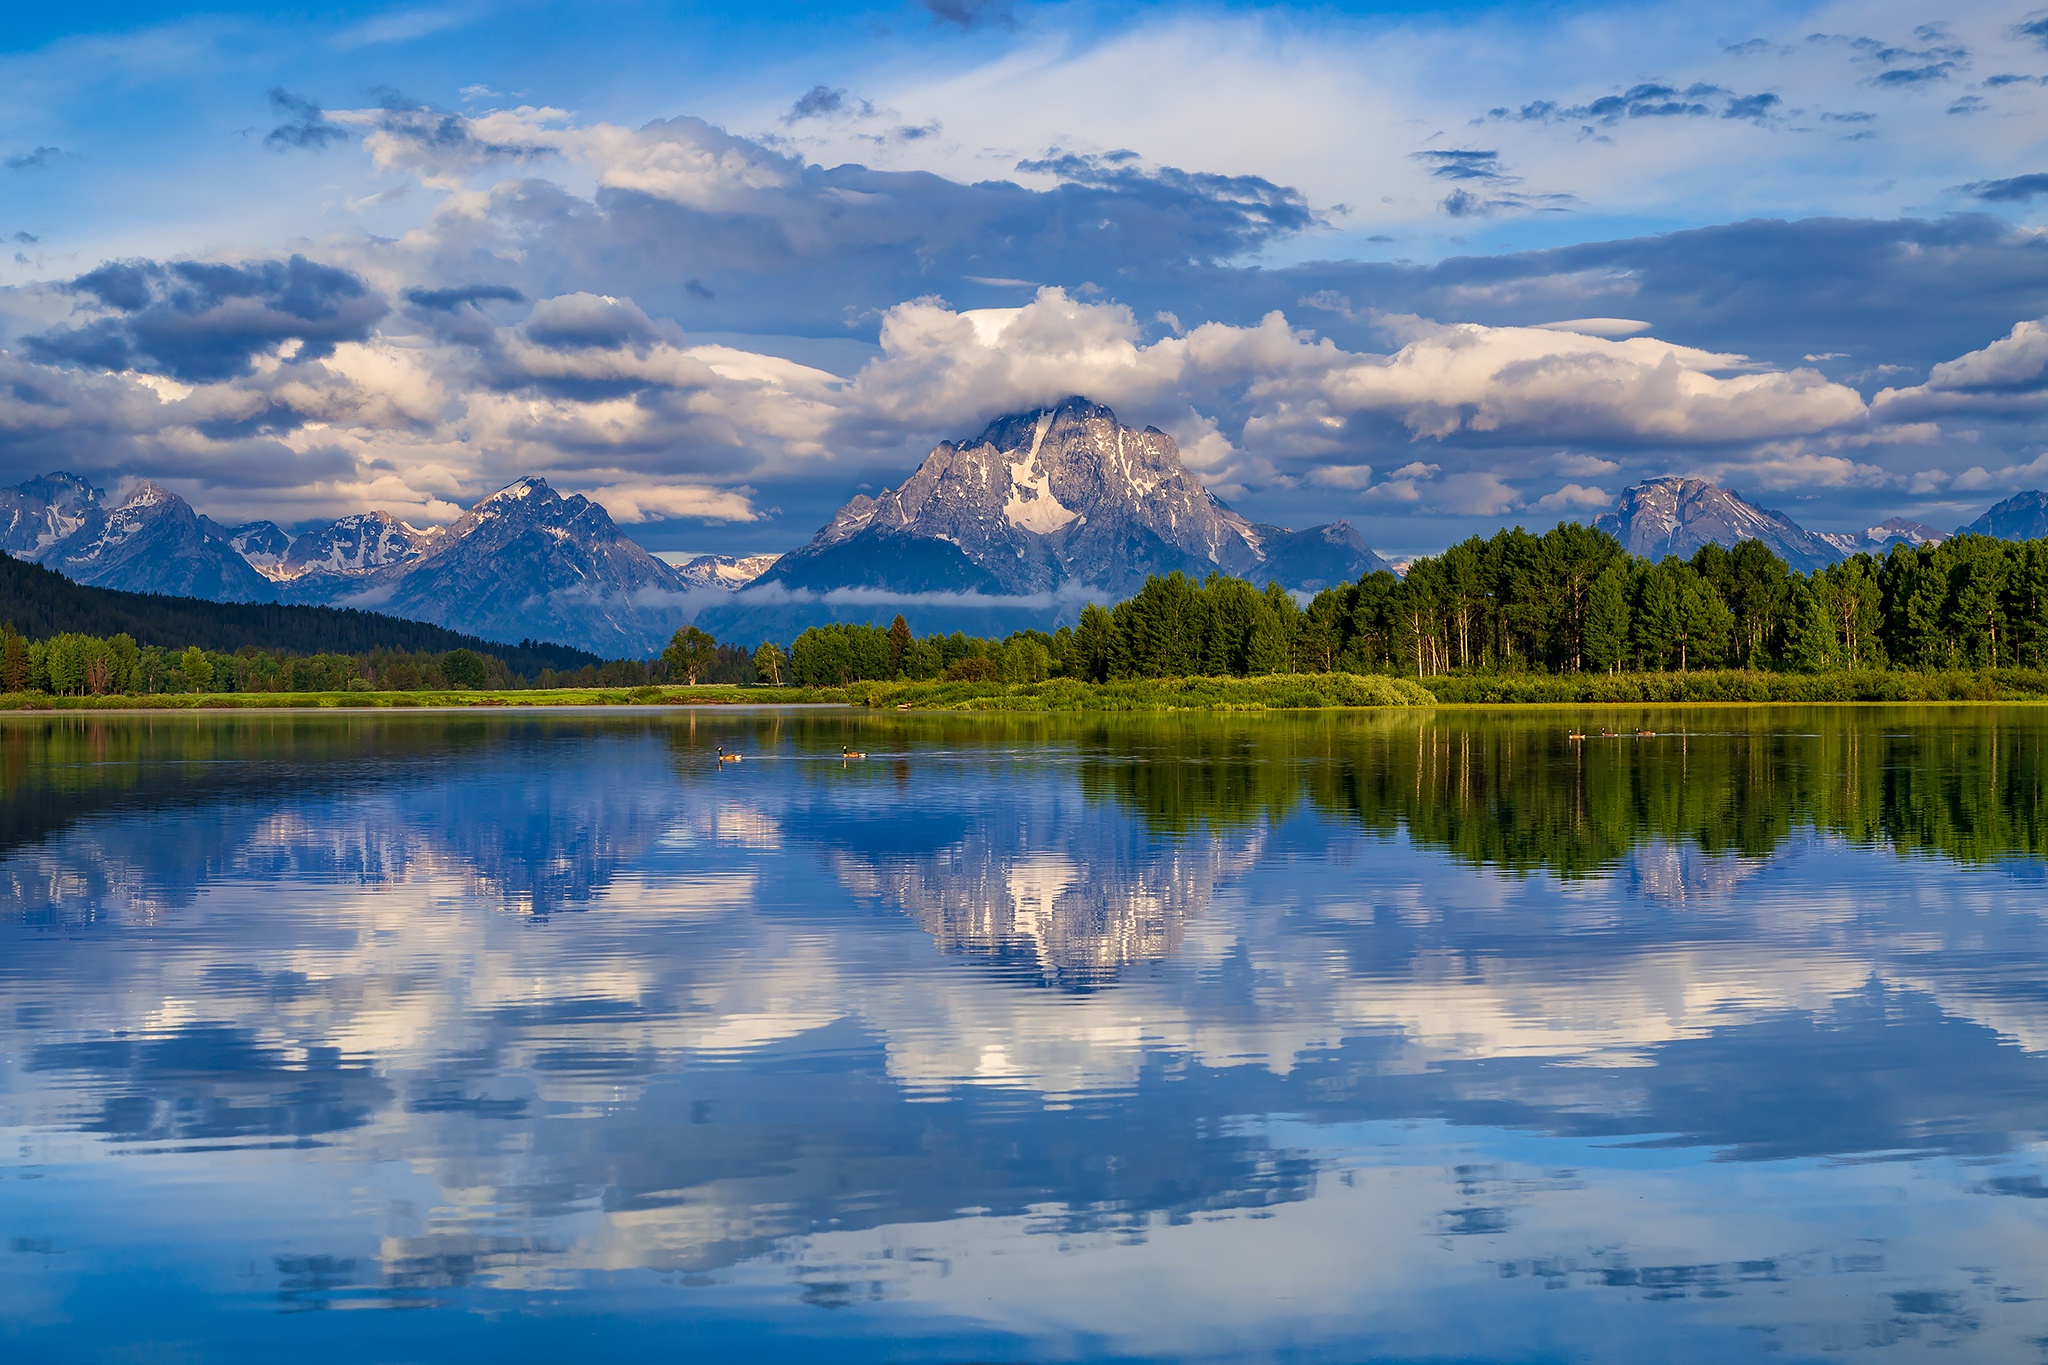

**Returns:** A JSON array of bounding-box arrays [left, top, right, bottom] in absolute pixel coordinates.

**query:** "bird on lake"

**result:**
[[1567, 731, 1586, 741], [841, 746, 867, 760], [1636, 729, 1656, 737], [717, 746, 742, 764]]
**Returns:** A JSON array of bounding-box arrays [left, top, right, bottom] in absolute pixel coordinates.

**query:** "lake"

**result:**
[[3, 706, 2047, 1363]]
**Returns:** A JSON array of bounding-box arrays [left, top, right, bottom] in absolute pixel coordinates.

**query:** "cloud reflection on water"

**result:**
[[3, 709, 2048, 1360]]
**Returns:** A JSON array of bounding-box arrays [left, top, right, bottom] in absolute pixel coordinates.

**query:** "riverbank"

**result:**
[[3, 667, 2046, 712]]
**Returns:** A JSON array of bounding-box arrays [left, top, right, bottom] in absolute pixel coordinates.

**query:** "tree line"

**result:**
[[0, 625, 761, 697], [764, 528, 2048, 684], [0, 553, 597, 676]]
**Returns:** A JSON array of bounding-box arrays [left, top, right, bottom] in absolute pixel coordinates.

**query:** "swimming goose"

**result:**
[[717, 746, 743, 763], [841, 746, 867, 760]]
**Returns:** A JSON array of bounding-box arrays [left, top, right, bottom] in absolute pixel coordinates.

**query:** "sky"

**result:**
[[3, 0, 2048, 560]]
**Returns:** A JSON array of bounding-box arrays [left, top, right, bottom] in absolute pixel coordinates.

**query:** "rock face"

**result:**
[[224, 521, 293, 574], [272, 512, 440, 595], [762, 396, 1387, 600], [1595, 477, 1846, 573], [0, 473, 102, 557], [323, 478, 687, 658], [1958, 490, 2048, 541], [37, 482, 279, 602]]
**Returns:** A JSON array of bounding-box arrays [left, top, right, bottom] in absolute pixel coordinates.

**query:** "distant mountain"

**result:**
[[38, 481, 280, 602], [671, 552, 780, 590], [0, 552, 598, 675], [224, 521, 293, 573], [1595, 477, 1846, 573], [1, 472, 688, 656], [324, 478, 688, 657], [1254, 520, 1391, 591], [703, 397, 1389, 639], [1958, 490, 2048, 541], [1837, 516, 1947, 554], [273, 511, 440, 596]]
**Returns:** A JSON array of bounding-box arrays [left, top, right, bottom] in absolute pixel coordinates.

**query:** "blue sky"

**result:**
[[5, 0, 2048, 558]]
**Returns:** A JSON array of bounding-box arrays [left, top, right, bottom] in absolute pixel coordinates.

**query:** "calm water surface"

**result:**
[[3, 706, 2047, 1363]]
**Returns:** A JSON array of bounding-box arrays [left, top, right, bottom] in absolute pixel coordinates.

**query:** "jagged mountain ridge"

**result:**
[[0, 473, 685, 655], [0, 473, 101, 558], [1820, 516, 1948, 556], [40, 482, 279, 602], [1958, 491, 2048, 541], [671, 552, 780, 590], [320, 479, 688, 657], [1595, 477, 1850, 573]]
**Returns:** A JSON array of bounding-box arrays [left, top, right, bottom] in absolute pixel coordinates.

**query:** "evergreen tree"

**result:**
[[1783, 581, 1840, 673], [1582, 563, 1631, 674], [886, 614, 913, 676], [1632, 562, 1683, 670], [0, 622, 27, 692], [1070, 602, 1116, 682]]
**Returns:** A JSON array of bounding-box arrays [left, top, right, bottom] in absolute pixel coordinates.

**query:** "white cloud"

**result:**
[[581, 482, 760, 523], [1548, 452, 1620, 476], [1873, 318, 2048, 418], [1531, 482, 1611, 512]]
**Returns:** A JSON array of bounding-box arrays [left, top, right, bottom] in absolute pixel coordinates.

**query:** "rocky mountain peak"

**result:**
[[1958, 490, 2048, 541], [277, 510, 439, 582], [782, 397, 1269, 598], [1595, 476, 1845, 572], [0, 473, 102, 557]]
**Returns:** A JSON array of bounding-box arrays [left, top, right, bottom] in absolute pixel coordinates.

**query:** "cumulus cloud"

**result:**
[[0, 271, 1889, 532], [580, 482, 759, 523], [1873, 318, 2048, 417], [1531, 482, 1611, 512]]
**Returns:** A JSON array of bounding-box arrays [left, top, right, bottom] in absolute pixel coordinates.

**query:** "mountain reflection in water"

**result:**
[[2, 707, 2047, 1363]]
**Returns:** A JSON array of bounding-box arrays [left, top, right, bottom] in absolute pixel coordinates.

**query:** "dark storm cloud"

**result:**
[[1964, 173, 2048, 202], [401, 283, 527, 311], [6, 147, 61, 170], [264, 89, 349, 152], [24, 255, 387, 382]]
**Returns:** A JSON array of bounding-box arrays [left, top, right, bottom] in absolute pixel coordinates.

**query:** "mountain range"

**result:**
[[7, 396, 2047, 656]]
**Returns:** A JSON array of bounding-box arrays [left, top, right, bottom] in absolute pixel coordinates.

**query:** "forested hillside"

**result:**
[[0, 554, 598, 676], [778, 527, 2048, 684]]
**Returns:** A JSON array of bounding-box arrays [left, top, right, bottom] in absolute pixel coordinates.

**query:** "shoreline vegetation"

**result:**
[[11, 524, 2048, 712], [6, 667, 2048, 713]]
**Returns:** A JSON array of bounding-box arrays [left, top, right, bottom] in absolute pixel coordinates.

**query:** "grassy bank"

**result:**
[[836, 673, 1438, 711], [1420, 668, 2048, 704], [7, 668, 2047, 713]]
